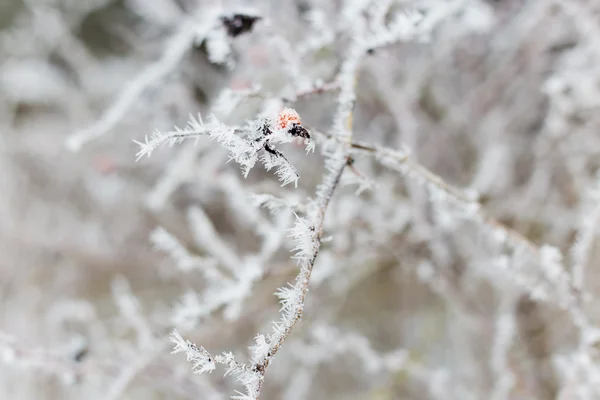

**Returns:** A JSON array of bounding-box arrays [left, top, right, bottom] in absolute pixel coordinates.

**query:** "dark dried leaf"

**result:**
[[221, 14, 261, 37]]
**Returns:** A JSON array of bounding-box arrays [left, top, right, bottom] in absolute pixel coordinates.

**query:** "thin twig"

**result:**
[[66, 19, 200, 151], [318, 132, 541, 254], [254, 155, 350, 383]]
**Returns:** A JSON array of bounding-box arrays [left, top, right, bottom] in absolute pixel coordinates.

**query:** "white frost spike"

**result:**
[[289, 214, 316, 264], [170, 330, 216, 374], [250, 334, 270, 363], [232, 390, 257, 400], [275, 283, 300, 314], [213, 351, 261, 400], [251, 193, 293, 214], [305, 138, 316, 154], [200, 115, 260, 176], [260, 151, 299, 188]]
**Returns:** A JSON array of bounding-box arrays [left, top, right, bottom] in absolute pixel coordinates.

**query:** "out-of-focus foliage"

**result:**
[[2, 0, 600, 399]]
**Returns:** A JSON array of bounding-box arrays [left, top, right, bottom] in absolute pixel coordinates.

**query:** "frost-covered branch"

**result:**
[[150, 226, 222, 279], [66, 9, 262, 151], [0, 332, 86, 382], [111, 276, 154, 350], [317, 133, 579, 309], [134, 109, 314, 187], [291, 324, 408, 374], [13, 0, 596, 399], [66, 18, 199, 151], [170, 330, 217, 375], [170, 150, 351, 399]]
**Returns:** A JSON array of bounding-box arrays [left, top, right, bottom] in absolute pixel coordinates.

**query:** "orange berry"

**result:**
[[277, 108, 301, 130]]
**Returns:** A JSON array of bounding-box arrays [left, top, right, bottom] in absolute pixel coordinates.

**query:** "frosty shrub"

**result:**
[[3, 0, 600, 399]]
